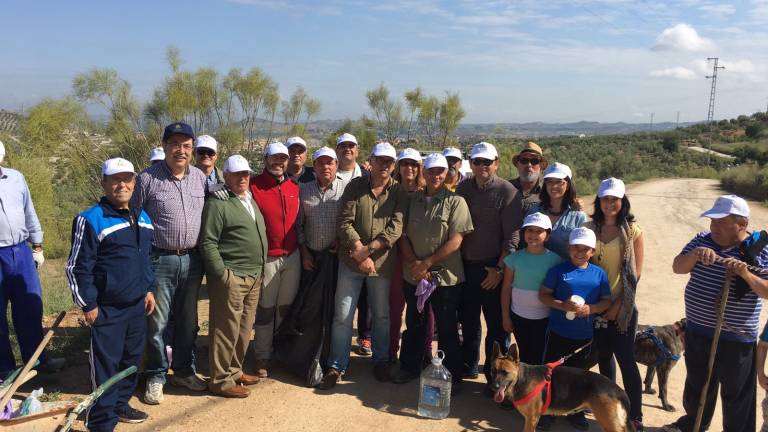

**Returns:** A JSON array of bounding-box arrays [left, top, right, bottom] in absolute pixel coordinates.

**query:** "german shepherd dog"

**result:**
[[490, 339, 635, 432], [633, 318, 686, 412]]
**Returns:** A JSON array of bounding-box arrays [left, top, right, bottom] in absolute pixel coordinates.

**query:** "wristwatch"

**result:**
[[367, 244, 376, 256], [493, 266, 503, 275]]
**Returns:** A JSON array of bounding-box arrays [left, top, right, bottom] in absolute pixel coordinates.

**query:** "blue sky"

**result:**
[[3, 0, 767, 123]]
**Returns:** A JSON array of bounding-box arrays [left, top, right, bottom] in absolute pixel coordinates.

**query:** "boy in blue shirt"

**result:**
[[537, 227, 611, 431]]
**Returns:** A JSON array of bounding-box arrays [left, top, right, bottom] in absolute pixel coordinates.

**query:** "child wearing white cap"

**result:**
[[584, 177, 645, 429], [500, 212, 562, 365], [537, 226, 612, 430]]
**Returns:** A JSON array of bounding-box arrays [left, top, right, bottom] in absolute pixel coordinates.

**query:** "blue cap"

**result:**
[[162, 122, 195, 143]]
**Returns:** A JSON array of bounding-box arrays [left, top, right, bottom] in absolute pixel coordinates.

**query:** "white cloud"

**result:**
[[652, 23, 716, 51], [699, 4, 736, 15], [650, 66, 698, 79], [752, 0, 768, 21]]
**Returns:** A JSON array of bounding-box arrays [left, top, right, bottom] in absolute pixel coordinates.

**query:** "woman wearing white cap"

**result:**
[[529, 162, 587, 260], [584, 177, 644, 430], [500, 212, 562, 365], [389, 148, 433, 361]]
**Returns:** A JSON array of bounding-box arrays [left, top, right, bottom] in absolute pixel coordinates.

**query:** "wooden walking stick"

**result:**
[[693, 271, 732, 432], [0, 310, 66, 410]]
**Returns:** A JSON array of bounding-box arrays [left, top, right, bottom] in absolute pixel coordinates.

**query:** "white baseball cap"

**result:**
[[423, 153, 448, 170], [149, 147, 165, 162], [265, 142, 289, 157], [336, 133, 358, 146], [224, 155, 251, 173], [0, 140, 5, 163], [286, 136, 307, 149], [701, 195, 750, 219], [522, 212, 553, 230], [597, 177, 625, 198], [371, 142, 397, 159], [543, 162, 573, 180], [195, 135, 218, 153], [469, 142, 498, 160], [443, 147, 463, 160], [569, 227, 596, 249], [102, 158, 136, 176], [397, 148, 421, 163], [312, 146, 337, 161]]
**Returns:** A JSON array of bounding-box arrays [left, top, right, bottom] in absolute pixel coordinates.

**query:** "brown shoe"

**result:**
[[237, 373, 261, 386], [217, 385, 251, 398], [254, 359, 269, 378], [318, 368, 341, 390]]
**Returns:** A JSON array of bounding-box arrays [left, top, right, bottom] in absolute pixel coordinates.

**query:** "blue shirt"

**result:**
[[527, 204, 587, 260], [682, 232, 768, 342], [543, 261, 611, 340], [0, 167, 43, 247]]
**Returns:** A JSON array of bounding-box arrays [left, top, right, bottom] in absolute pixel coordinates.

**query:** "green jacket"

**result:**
[[199, 191, 268, 279]]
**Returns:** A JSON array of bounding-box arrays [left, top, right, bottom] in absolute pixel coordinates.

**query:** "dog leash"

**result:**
[[638, 328, 680, 368], [512, 341, 593, 414]]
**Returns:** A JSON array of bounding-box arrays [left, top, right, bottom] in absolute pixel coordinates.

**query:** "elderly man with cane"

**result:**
[[663, 195, 768, 432]]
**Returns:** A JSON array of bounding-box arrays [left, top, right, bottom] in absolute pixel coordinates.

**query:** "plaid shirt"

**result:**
[[297, 176, 345, 251], [131, 162, 207, 250]]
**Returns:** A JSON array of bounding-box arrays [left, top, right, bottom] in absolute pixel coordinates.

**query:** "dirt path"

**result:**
[[43, 178, 767, 431]]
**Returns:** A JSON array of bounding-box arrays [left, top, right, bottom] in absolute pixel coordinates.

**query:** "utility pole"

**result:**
[[676, 111, 680, 129], [649, 113, 654, 131], [705, 57, 725, 165]]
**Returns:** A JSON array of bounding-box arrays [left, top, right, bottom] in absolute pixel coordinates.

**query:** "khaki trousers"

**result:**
[[208, 269, 261, 392]]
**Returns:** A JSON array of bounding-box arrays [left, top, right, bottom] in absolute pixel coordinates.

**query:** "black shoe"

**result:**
[[117, 405, 148, 424], [373, 362, 391, 382], [536, 415, 555, 431], [567, 412, 590, 431], [391, 368, 419, 384], [318, 368, 341, 390]]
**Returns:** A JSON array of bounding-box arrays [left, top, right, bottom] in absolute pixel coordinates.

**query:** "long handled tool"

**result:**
[[693, 271, 732, 432], [0, 311, 66, 410]]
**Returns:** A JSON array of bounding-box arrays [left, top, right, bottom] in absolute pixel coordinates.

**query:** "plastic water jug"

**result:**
[[418, 350, 451, 419]]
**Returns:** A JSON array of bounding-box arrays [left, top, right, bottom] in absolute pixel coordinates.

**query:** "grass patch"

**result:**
[[721, 164, 768, 202]]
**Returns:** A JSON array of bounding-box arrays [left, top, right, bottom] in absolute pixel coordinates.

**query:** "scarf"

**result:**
[[617, 222, 639, 333]]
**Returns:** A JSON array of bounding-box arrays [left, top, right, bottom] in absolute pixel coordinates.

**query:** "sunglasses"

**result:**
[[471, 158, 494, 167], [399, 160, 419, 168], [517, 157, 541, 166], [196, 149, 216, 157]]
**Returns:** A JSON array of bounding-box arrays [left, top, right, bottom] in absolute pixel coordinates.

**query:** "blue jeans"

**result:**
[[595, 308, 643, 421], [145, 251, 202, 382], [327, 261, 390, 372]]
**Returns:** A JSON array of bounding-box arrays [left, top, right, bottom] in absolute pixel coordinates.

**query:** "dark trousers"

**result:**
[[459, 260, 507, 381], [86, 301, 145, 432], [400, 282, 462, 381], [672, 330, 756, 432], [0, 243, 46, 374], [542, 329, 592, 368], [510, 312, 548, 365], [356, 282, 371, 339], [594, 309, 643, 421]]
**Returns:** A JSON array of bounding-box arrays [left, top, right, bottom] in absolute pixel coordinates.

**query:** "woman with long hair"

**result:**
[[585, 177, 645, 431]]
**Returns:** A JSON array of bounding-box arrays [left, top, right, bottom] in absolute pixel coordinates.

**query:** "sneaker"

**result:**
[[144, 379, 164, 405], [318, 368, 341, 390], [117, 405, 148, 424], [170, 373, 207, 392], [373, 361, 391, 382], [536, 415, 555, 431], [357, 338, 372, 356], [38, 357, 66, 373], [567, 412, 590, 431]]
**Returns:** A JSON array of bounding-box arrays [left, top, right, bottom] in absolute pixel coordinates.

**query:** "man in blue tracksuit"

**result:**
[[66, 158, 156, 431]]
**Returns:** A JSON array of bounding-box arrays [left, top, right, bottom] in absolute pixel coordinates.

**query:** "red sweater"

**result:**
[[250, 171, 299, 257]]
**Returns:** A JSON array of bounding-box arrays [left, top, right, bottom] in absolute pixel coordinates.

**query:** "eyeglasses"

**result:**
[[399, 160, 419, 168], [471, 158, 494, 167], [517, 157, 541, 166], [374, 157, 395, 166], [337, 143, 357, 150], [196, 149, 216, 157]]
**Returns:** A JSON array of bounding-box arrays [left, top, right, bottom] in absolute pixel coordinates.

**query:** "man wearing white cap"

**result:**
[[194, 135, 223, 190], [286, 136, 315, 183], [320, 142, 407, 389], [149, 147, 165, 165], [455, 141, 523, 385], [664, 195, 768, 432], [200, 155, 267, 398], [67, 158, 156, 428], [249, 142, 301, 377], [335, 132, 365, 184], [0, 141, 65, 379], [442, 147, 465, 192]]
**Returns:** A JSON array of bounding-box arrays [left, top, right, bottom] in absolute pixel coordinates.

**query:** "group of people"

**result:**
[[1, 120, 767, 432]]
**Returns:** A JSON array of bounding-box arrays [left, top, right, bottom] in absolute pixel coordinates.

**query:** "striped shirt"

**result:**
[[131, 162, 207, 250], [681, 231, 768, 342], [297, 177, 345, 251]]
